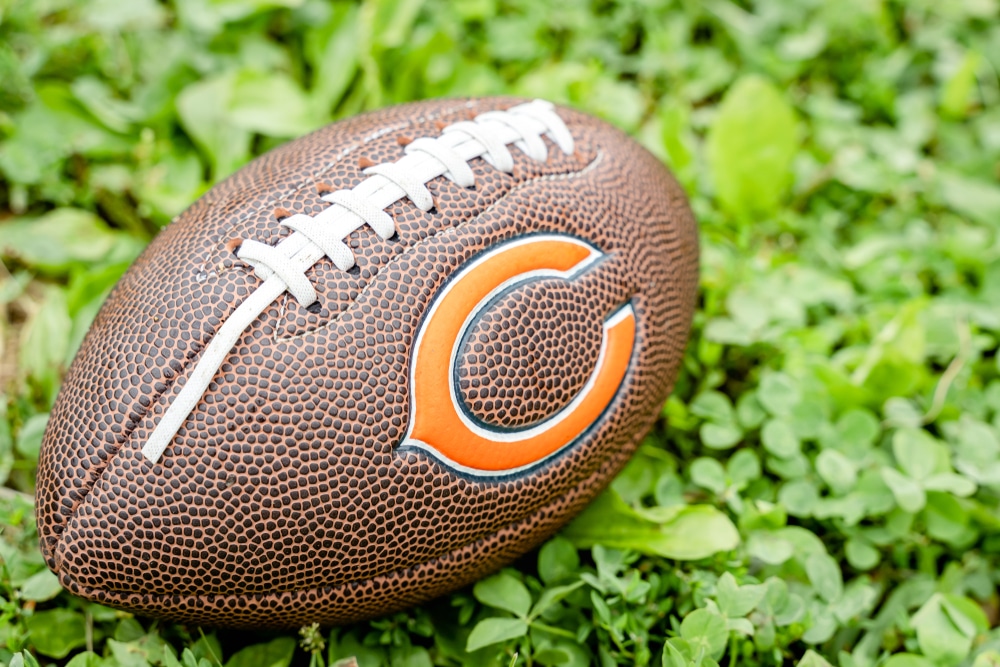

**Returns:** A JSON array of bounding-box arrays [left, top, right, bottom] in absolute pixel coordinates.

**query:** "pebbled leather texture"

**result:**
[[35, 97, 699, 628]]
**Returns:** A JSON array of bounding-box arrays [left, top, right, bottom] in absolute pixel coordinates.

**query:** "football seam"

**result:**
[[51, 102, 479, 563], [52, 115, 599, 585], [214, 103, 475, 251], [272, 149, 604, 346]]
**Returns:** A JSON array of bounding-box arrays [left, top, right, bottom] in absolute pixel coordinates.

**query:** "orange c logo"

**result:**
[[400, 234, 636, 475]]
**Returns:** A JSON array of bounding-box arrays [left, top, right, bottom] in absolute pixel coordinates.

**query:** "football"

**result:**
[[35, 97, 698, 628]]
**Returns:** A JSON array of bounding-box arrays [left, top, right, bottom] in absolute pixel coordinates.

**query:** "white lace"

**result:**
[[141, 100, 574, 463]]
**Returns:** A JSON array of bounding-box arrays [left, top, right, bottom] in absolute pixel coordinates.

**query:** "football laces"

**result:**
[[141, 100, 574, 463]]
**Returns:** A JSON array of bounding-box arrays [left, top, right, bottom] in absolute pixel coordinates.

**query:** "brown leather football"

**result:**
[[35, 97, 698, 628]]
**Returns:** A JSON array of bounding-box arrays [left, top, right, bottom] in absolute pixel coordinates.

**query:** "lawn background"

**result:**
[[2, 0, 1000, 666]]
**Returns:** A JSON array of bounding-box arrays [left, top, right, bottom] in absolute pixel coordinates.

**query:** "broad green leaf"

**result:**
[[727, 617, 754, 637], [114, 619, 145, 643], [587, 76, 646, 132], [612, 452, 658, 503], [797, 650, 834, 667], [532, 646, 572, 667], [892, 429, 945, 481], [805, 553, 843, 603], [108, 637, 167, 667], [715, 572, 766, 618], [228, 71, 322, 137], [387, 646, 432, 667], [802, 604, 837, 644], [176, 73, 251, 179], [661, 641, 687, 667], [883, 398, 924, 429], [761, 420, 800, 459], [659, 102, 695, 178], [465, 617, 528, 652], [190, 634, 222, 665], [19, 285, 70, 403], [65, 261, 133, 316], [943, 594, 990, 633], [224, 638, 295, 667], [15, 413, 48, 461], [662, 639, 715, 667], [680, 609, 729, 660], [973, 652, 1000, 667], [830, 580, 878, 624], [82, 0, 167, 30], [844, 538, 880, 571], [725, 289, 768, 332], [951, 415, 1000, 466], [736, 393, 768, 429], [704, 317, 753, 345], [473, 572, 531, 617], [757, 620, 783, 655], [757, 373, 801, 417], [922, 473, 976, 496], [778, 479, 819, 517], [912, 594, 975, 666], [372, 0, 426, 49], [0, 88, 126, 186], [65, 262, 135, 364], [8, 653, 42, 667], [64, 653, 103, 667], [0, 209, 125, 272], [706, 75, 799, 217], [827, 409, 880, 455], [727, 449, 761, 487], [529, 582, 584, 620], [776, 594, 807, 628], [746, 499, 787, 530], [691, 457, 727, 493], [881, 467, 926, 513], [747, 533, 794, 565], [925, 492, 972, 546], [882, 656, 934, 667], [537, 537, 579, 586], [700, 422, 743, 450], [305, 4, 361, 111], [19, 568, 62, 602], [590, 590, 612, 626], [71, 76, 140, 132], [790, 400, 826, 441], [941, 598, 977, 638], [780, 22, 828, 59], [329, 631, 385, 667], [815, 449, 857, 495], [940, 51, 981, 119], [137, 149, 205, 221], [206, 0, 305, 23], [26, 609, 87, 658], [591, 545, 630, 581], [690, 391, 736, 423], [939, 171, 1000, 227], [563, 491, 739, 560]]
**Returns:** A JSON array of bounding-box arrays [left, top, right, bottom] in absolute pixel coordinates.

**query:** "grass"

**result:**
[[2, 0, 1000, 665]]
